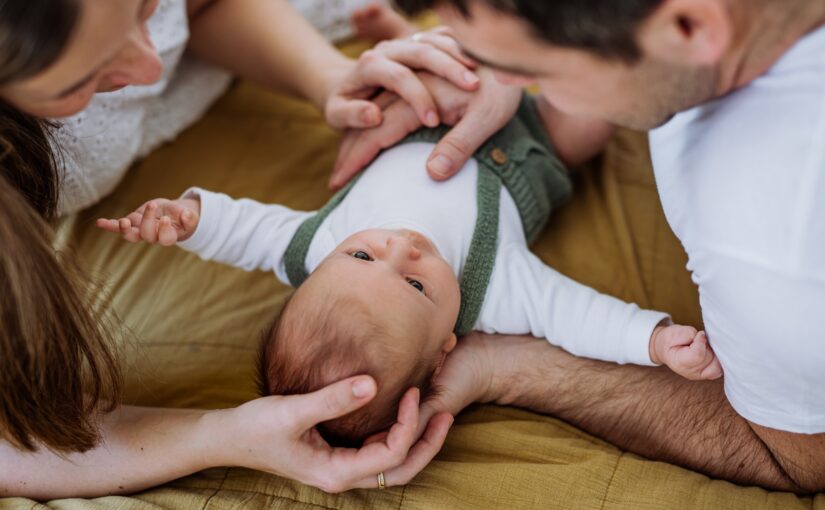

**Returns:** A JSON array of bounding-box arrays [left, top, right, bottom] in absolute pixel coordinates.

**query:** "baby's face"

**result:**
[[318, 229, 461, 355]]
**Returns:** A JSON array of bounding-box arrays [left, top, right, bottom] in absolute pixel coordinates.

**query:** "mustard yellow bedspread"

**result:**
[[3, 72, 822, 510]]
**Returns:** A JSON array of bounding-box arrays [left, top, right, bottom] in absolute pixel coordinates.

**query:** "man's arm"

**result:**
[[430, 334, 825, 494], [484, 335, 825, 493]]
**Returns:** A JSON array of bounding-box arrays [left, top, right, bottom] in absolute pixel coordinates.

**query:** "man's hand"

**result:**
[[97, 198, 200, 246], [208, 376, 454, 492], [330, 68, 522, 190], [650, 325, 723, 381], [325, 27, 481, 130], [416, 332, 505, 434]]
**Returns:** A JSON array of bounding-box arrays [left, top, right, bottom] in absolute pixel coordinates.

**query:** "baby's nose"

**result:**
[[386, 233, 421, 261]]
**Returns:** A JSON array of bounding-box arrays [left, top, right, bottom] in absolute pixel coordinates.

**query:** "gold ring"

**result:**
[[377, 471, 386, 490]]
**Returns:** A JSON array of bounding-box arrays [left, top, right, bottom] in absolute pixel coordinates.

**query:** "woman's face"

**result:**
[[1, 0, 163, 118]]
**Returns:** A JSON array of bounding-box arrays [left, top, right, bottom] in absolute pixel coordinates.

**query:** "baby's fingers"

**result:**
[[96, 218, 121, 234], [157, 217, 178, 246], [119, 218, 142, 243], [140, 202, 160, 243]]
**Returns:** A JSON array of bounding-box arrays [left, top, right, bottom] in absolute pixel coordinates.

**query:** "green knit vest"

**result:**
[[283, 94, 571, 335]]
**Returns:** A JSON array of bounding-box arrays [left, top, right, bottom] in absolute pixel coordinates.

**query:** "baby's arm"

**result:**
[[97, 189, 313, 282], [478, 244, 668, 366]]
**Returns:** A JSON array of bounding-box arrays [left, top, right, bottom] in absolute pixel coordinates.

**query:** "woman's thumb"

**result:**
[[292, 375, 377, 429]]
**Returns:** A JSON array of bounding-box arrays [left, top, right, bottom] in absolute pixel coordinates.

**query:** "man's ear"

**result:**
[[637, 0, 732, 66]]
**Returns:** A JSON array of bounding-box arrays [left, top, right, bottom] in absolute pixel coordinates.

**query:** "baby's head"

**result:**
[[258, 229, 460, 446]]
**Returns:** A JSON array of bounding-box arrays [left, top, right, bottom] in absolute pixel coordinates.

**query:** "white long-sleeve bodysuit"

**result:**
[[179, 142, 668, 366]]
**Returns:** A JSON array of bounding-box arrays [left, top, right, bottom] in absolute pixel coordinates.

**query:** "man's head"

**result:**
[[258, 229, 460, 446], [394, 0, 793, 129]]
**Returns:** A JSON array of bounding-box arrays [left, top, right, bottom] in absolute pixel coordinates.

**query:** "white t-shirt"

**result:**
[[179, 142, 668, 367], [649, 25, 825, 434]]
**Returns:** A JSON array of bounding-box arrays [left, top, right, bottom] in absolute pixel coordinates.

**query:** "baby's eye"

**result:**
[[352, 251, 372, 261], [408, 279, 425, 293]]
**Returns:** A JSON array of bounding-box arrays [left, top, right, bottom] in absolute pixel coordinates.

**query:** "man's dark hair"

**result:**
[[394, 0, 665, 61]]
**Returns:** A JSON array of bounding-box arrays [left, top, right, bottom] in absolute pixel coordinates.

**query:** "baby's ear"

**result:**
[[442, 333, 457, 354]]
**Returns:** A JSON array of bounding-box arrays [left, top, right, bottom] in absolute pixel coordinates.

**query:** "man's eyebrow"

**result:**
[[462, 48, 537, 76]]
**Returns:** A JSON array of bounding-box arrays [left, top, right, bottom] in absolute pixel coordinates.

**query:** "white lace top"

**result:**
[[53, 0, 377, 215], [53, 0, 231, 215]]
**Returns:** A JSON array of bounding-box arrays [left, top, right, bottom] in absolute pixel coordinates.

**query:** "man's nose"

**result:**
[[104, 25, 163, 87]]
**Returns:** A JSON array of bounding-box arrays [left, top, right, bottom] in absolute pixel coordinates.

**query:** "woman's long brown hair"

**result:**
[[0, 0, 123, 453]]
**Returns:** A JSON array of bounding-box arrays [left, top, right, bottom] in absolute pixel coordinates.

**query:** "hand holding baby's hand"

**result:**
[[96, 198, 200, 245], [650, 324, 723, 381]]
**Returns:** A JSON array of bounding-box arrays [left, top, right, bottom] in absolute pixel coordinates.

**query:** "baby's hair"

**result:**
[[256, 286, 439, 447]]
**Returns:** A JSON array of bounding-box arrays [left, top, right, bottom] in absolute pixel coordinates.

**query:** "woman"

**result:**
[[0, 0, 476, 498]]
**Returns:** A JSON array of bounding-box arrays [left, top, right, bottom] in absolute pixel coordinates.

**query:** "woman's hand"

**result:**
[[325, 27, 481, 131], [207, 375, 454, 492], [329, 68, 522, 190]]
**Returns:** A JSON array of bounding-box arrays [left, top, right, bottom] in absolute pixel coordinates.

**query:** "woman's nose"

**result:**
[[102, 25, 163, 88]]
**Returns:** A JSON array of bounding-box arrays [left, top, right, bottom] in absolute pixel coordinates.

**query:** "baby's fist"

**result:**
[[650, 325, 723, 381]]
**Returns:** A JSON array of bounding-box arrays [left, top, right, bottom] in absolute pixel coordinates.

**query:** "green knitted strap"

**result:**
[[454, 166, 501, 336], [283, 175, 361, 286]]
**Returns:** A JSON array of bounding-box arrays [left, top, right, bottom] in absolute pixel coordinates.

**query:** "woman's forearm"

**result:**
[[0, 405, 218, 500], [186, 0, 353, 111]]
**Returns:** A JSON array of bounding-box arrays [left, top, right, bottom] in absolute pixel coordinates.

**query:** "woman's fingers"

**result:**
[[410, 32, 476, 69], [290, 375, 378, 431], [372, 39, 479, 94], [350, 412, 454, 489], [330, 98, 422, 190]]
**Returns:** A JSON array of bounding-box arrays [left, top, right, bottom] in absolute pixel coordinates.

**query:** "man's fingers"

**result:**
[[291, 375, 377, 431], [427, 114, 491, 180]]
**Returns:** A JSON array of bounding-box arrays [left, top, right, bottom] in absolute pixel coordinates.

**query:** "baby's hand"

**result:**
[[650, 323, 723, 381], [96, 198, 200, 246]]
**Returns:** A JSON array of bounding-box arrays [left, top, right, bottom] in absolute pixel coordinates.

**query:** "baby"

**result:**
[[99, 96, 722, 446]]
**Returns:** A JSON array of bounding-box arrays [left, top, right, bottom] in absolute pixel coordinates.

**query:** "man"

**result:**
[[335, 0, 825, 493]]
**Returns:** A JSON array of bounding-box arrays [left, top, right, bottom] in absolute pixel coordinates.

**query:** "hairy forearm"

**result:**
[[186, 0, 353, 110], [485, 336, 818, 492], [0, 406, 214, 500]]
